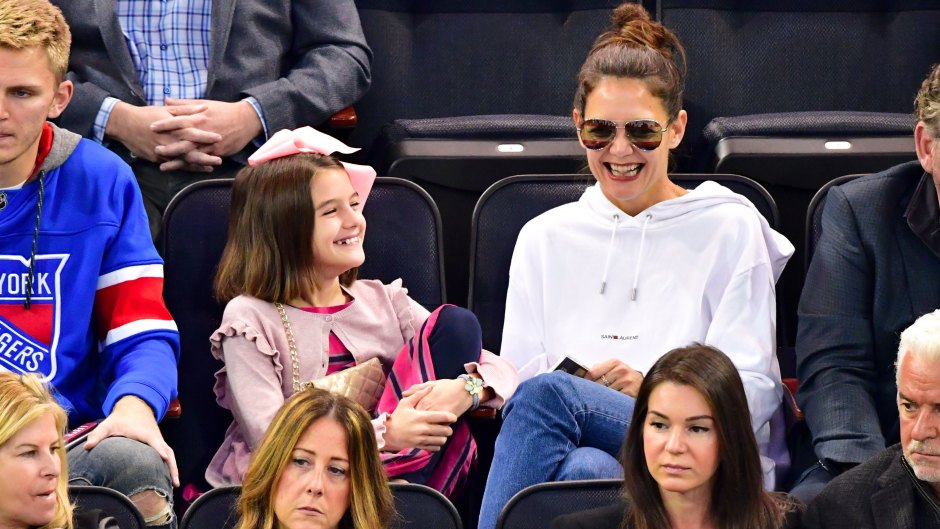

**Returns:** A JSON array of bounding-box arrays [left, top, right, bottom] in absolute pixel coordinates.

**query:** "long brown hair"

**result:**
[[573, 3, 686, 124], [214, 154, 358, 303], [621, 344, 785, 529], [237, 388, 394, 529]]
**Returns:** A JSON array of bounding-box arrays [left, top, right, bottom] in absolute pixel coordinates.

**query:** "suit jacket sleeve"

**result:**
[[796, 185, 885, 465], [241, 0, 372, 132]]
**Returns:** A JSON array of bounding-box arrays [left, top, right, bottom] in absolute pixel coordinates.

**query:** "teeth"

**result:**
[[335, 237, 360, 245], [609, 163, 641, 177]]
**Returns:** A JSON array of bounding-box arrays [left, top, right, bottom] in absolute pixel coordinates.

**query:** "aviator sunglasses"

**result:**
[[577, 118, 666, 151]]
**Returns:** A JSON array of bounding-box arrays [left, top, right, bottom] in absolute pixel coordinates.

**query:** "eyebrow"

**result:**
[[294, 447, 349, 463], [648, 410, 714, 422]]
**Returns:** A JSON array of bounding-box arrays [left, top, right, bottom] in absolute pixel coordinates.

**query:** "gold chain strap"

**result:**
[[275, 302, 306, 394]]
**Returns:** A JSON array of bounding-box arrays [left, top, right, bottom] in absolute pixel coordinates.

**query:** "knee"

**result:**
[[503, 372, 570, 417], [130, 489, 174, 528], [77, 438, 174, 525], [556, 447, 623, 481]]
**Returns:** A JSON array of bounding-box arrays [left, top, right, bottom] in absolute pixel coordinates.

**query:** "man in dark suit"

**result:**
[[803, 309, 940, 528], [792, 63, 940, 501], [51, 0, 371, 236]]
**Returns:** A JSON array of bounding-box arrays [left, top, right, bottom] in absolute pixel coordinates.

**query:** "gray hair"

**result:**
[[896, 309, 940, 387]]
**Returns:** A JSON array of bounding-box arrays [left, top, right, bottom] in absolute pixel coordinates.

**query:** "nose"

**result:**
[[664, 427, 686, 453], [911, 409, 940, 441], [41, 450, 61, 479], [607, 128, 635, 157], [306, 469, 325, 496]]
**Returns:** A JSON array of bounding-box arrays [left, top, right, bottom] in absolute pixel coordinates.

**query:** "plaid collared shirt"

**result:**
[[93, 0, 267, 143], [118, 0, 211, 105]]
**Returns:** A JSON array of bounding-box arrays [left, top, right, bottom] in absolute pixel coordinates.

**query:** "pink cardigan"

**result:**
[[205, 279, 519, 487]]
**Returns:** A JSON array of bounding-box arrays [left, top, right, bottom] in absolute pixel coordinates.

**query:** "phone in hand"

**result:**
[[551, 355, 589, 378]]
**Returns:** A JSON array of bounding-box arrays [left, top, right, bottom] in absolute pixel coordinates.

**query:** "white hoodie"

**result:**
[[501, 181, 794, 482]]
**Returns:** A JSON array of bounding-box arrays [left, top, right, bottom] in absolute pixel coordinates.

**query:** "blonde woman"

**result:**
[[237, 388, 394, 529], [0, 372, 118, 529]]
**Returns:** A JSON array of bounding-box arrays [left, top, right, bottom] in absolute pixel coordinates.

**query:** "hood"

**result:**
[[37, 122, 81, 176], [581, 181, 794, 285]]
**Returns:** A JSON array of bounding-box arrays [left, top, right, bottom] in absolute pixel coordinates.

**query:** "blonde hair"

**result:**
[[237, 389, 394, 529], [0, 0, 71, 82], [915, 64, 940, 138], [0, 373, 72, 529]]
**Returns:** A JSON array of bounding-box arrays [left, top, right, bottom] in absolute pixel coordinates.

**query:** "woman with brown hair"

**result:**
[[552, 345, 799, 529], [236, 388, 394, 529], [478, 3, 792, 527], [206, 127, 518, 497]]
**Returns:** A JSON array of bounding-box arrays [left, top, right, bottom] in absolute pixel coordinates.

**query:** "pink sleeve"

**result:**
[[465, 349, 520, 409], [211, 321, 287, 450]]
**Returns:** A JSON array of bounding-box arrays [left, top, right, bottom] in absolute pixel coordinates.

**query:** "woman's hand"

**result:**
[[383, 387, 458, 453], [586, 359, 644, 397], [402, 379, 475, 417]]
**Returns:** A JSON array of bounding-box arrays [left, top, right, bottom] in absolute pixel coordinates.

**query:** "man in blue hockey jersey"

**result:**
[[0, 1, 180, 527]]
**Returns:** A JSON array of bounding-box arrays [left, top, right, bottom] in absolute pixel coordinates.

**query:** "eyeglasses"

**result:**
[[577, 118, 666, 151]]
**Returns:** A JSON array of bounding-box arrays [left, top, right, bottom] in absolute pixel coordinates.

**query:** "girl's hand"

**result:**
[[403, 379, 475, 417], [384, 387, 458, 453], [586, 358, 644, 397]]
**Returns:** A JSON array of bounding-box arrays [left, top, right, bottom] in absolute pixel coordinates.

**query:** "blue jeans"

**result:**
[[478, 371, 632, 529], [69, 437, 175, 529]]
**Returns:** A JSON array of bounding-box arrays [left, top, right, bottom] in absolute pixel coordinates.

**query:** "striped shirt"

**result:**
[[93, 0, 266, 143]]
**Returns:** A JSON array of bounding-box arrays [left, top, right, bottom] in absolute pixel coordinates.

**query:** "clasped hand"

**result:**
[[106, 98, 262, 173]]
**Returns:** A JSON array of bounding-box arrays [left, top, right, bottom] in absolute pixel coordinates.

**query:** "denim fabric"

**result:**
[[68, 437, 175, 529], [478, 371, 634, 529]]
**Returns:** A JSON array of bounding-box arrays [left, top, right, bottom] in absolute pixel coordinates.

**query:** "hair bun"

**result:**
[[611, 3, 652, 29]]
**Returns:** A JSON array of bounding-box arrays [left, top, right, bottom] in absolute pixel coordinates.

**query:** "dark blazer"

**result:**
[[796, 161, 940, 467], [802, 444, 918, 529], [52, 0, 372, 159]]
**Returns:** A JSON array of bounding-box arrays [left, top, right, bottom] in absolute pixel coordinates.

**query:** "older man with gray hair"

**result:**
[[803, 309, 940, 528]]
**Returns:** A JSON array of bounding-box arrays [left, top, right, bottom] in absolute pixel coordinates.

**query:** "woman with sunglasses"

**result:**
[[478, 4, 793, 528]]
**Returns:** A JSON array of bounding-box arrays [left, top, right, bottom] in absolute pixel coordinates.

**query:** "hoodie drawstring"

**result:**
[[599, 214, 621, 294], [632, 214, 652, 301], [24, 171, 45, 310]]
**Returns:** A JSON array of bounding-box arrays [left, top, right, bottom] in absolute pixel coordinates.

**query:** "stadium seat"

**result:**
[[160, 177, 445, 498], [382, 115, 585, 305], [180, 486, 240, 529], [494, 479, 623, 529], [652, 0, 940, 168], [805, 174, 865, 273], [69, 485, 145, 529], [351, 0, 626, 160], [390, 482, 463, 529]]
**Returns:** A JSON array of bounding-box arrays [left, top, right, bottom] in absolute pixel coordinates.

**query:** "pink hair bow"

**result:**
[[248, 126, 376, 206]]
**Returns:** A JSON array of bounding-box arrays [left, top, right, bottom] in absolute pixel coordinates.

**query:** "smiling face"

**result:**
[[573, 76, 686, 216], [0, 412, 62, 529], [0, 45, 72, 188], [310, 168, 366, 283], [273, 417, 352, 529], [898, 352, 940, 494], [643, 382, 720, 503]]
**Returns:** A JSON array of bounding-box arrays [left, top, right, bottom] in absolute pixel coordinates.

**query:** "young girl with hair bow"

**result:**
[[205, 127, 518, 497]]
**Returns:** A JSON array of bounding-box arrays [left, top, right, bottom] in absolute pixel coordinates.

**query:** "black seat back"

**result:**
[[495, 479, 623, 529], [70, 485, 145, 529]]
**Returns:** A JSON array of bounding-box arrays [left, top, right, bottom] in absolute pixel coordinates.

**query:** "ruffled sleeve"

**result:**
[[465, 349, 520, 409], [210, 317, 287, 451]]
